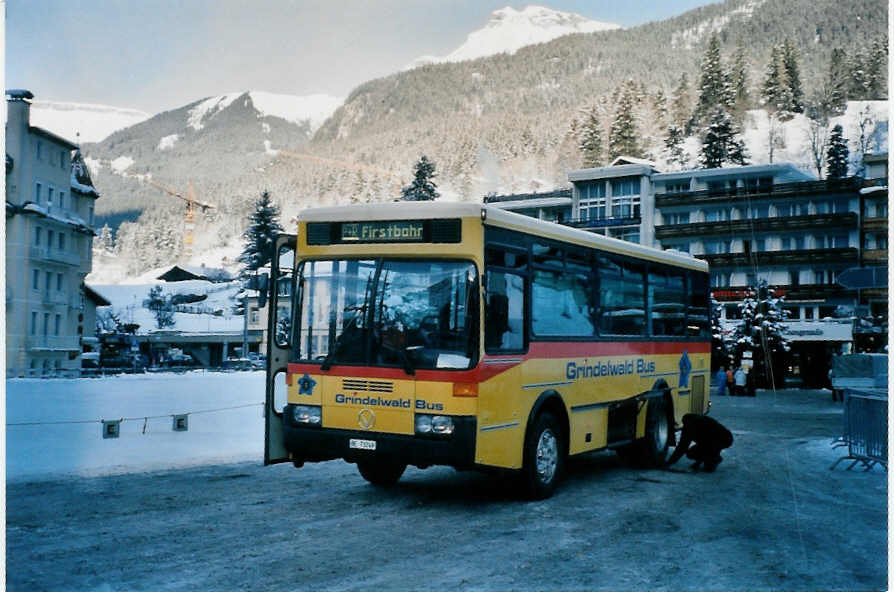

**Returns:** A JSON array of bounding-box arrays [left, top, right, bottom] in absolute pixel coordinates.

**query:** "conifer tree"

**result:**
[[825, 48, 849, 116], [696, 34, 734, 121], [238, 190, 284, 276], [730, 41, 750, 118], [578, 105, 604, 168], [699, 106, 748, 169], [732, 282, 790, 389], [401, 155, 440, 201], [761, 45, 786, 114], [670, 73, 693, 131], [826, 125, 849, 179], [662, 125, 688, 170], [652, 89, 668, 127], [781, 39, 804, 113], [98, 224, 115, 254], [608, 84, 642, 160], [147, 285, 175, 329]]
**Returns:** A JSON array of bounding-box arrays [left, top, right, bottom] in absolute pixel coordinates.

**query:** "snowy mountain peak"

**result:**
[[186, 91, 343, 133], [407, 5, 620, 69]]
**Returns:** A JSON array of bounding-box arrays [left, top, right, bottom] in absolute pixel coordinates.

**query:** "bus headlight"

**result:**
[[292, 405, 322, 426], [415, 414, 454, 436]]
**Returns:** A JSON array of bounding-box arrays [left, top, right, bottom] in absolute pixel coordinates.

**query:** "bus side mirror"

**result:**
[[247, 273, 270, 308]]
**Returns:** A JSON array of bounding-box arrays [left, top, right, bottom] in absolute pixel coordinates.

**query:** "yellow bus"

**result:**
[[264, 202, 710, 498]]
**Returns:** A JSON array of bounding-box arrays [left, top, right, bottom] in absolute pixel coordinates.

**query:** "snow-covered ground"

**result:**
[[5, 372, 269, 481]]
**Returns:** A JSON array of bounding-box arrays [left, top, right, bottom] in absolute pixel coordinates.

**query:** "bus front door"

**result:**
[[264, 234, 297, 465]]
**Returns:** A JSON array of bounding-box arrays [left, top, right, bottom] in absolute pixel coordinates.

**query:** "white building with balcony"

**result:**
[[6, 90, 100, 376]]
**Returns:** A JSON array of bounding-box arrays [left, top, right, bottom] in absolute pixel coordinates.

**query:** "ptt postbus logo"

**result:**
[[566, 359, 655, 380]]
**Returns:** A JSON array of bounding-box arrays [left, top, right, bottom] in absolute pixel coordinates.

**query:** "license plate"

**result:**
[[349, 438, 376, 451]]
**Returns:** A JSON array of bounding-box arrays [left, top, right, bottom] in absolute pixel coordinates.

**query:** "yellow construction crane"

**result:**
[[142, 178, 216, 260]]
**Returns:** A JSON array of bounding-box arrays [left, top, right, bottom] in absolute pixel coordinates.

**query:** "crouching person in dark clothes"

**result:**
[[665, 414, 733, 472]]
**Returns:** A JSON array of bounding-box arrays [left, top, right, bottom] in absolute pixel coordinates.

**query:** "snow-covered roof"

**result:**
[[84, 285, 111, 306], [157, 265, 233, 283], [6, 89, 34, 100], [653, 162, 815, 182], [30, 125, 79, 150], [859, 185, 888, 195], [610, 156, 658, 168], [20, 202, 95, 234], [568, 162, 658, 182], [70, 149, 99, 197]]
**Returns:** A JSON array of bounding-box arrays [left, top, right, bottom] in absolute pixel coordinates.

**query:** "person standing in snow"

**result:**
[[715, 365, 728, 396], [665, 413, 734, 472], [734, 366, 746, 396]]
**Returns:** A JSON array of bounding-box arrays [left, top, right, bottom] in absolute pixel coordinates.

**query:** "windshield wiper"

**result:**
[[398, 346, 416, 376]]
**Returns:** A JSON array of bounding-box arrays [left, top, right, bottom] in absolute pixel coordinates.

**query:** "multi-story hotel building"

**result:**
[[5, 90, 100, 376]]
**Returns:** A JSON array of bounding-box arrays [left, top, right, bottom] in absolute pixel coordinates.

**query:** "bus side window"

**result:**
[[687, 271, 710, 337], [485, 271, 525, 353]]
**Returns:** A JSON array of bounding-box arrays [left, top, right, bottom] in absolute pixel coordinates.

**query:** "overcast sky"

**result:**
[[7, 0, 715, 114]]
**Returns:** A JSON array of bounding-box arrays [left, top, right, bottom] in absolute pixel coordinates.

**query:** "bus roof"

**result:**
[[298, 202, 708, 273]]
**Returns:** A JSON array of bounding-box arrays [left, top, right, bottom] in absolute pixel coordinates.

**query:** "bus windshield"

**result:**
[[294, 259, 478, 371]]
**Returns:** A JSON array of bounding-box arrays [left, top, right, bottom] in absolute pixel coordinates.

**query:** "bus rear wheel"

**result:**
[[522, 412, 565, 500], [356, 459, 406, 487]]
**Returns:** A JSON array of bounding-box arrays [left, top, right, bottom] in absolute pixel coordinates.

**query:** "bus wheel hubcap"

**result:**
[[536, 429, 558, 483]]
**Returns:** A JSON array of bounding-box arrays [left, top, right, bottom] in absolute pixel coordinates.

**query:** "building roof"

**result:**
[[484, 188, 571, 203], [29, 126, 79, 151], [70, 150, 99, 197], [653, 162, 815, 182], [84, 285, 111, 306], [157, 265, 233, 283], [568, 162, 659, 182], [610, 156, 658, 168]]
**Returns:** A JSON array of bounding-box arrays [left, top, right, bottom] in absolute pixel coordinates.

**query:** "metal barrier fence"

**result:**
[[830, 389, 888, 472]]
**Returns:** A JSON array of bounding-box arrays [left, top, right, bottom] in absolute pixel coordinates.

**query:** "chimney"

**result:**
[[6, 89, 34, 129]]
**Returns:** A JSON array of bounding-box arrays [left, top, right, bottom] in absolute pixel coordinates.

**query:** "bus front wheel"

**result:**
[[356, 459, 406, 487], [634, 397, 670, 467], [522, 412, 565, 500]]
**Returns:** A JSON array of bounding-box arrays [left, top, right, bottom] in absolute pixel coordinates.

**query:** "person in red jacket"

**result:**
[[665, 413, 733, 472]]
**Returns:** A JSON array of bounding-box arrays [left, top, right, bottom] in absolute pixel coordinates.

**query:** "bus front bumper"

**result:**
[[282, 407, 477, 469]]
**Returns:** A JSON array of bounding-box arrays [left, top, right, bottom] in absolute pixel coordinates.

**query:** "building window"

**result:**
[[755, 238, 766, 252], [665, 182, 689, 193], [611, 195, 640, 218], [750, 204, 769, 218], [58, 192, 65, 210], [45, 271, 52, 295], [32, 269, 39, 290], [580, 180, 606, 199], [54, 314, 61, 335], [704, 208, 730, 222], [31, 311, 38, 335], [580, 198, 606, 220], [663, 212, 690, 225], [47, 230, 55, 249], [35, 182, 42, 204], [47, 187, 55, 207], [43, 313, 50, 335], [707, 181, 726, 194], [876, 201, 888, 217], [832, 198, 850, 213], [704, 239, 730, 254], [789, 270, 800, 286], [804, 307, 814, 320], [88, 204, 94, 225], [36, 141, 43, 160], [58, 233, 65, 250], [710, 273, 731, 288], [34, 226, 42, 246], [60, 151, 66, 169], [57, 273, 63, 291], [611, 177, 638, 197]]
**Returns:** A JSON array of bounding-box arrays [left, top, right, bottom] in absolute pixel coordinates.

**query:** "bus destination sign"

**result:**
[[340, 221, 425, 243]]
